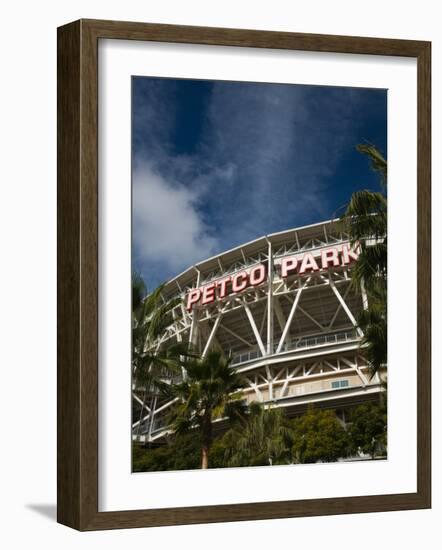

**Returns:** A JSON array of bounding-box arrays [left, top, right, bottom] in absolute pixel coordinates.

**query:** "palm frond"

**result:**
[[356, 143, 387, 186], [339, 144, 388, 380]]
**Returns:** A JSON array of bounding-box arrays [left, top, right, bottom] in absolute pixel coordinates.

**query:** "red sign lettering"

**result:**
[[185, 244, 359, 310]]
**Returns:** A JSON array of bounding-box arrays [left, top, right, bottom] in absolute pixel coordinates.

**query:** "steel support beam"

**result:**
[[329, 277, 364, 337], [328, 282, 352, 329], [243, 302, 267, 357], [219, 323, 254, 348], [274, 296, 287, 333], [298, 305, 326, 331], [188, 274, 201, 349], [276, 277, 310, 353], [202, 313, 223, 357]]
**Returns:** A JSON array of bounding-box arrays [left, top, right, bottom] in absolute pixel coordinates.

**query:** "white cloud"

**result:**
[[132, 162, 218, 276]]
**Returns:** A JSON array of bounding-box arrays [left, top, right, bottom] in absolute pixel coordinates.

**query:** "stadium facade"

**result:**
[[133, 219, 386, 443]]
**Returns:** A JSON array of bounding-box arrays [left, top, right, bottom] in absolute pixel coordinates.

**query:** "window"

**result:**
[[331, 379, 349, 389]]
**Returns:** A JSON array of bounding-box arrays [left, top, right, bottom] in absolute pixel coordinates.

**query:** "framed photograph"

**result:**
[[57, 19, 431, 530]]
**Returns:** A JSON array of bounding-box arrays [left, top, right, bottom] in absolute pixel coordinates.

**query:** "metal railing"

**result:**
[[230, 329, 358, 366], [133, 329, 361, 438]]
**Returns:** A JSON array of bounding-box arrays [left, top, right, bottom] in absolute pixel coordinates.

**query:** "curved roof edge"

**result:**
[[162, 218, 340, 294]]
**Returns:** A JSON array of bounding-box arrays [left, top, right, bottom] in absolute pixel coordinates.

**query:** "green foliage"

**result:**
[[339, 144, 388, 377], [215, 402, 294, 468], [291, 406, 350, 464], [208, 436, 232, 469], [132, 273, 184, 398], [356, 143, 387, 185], [132, 433, 201, 472], [132, 273, 189, 438], [358, 285, 387, 372], [347, 402, 387, 458], [133, 403, 388, 471], [158, 350, 246, 468]]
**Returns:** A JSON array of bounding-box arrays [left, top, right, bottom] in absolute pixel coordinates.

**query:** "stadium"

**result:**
[[132, 218, 386, 444]]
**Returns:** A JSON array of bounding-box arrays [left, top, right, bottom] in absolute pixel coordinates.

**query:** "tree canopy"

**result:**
[[347, 402, 387, 459], [291, 405, 350, 464]]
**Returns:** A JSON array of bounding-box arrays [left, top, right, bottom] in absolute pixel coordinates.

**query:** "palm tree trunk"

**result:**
[[201, 447, 209, 469], [201, 414, 212, 469]]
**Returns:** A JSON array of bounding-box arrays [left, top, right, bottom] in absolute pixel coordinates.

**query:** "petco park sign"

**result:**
[[186, 244, 359, 311]]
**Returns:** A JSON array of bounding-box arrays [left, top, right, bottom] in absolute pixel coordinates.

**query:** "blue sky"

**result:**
[[132, 77, 387, 289]]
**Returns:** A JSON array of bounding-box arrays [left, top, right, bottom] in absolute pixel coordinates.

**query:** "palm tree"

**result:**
[[132, 273, 183, 434], [158, 350, 245, 469], [339, 144, 387, 377], [220, 402, 294, 467]]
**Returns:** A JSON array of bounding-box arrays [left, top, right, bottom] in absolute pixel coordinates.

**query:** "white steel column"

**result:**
[[243, 303, 267, 357], [360, 278, 369, 311], [172, 306, 188, 381], [265, 365, 273, 400], [329, 277, 364, 337], [266, 239, 274, 355], [147, 395, 158, 440], [328, 283, 352, 329], [274, 297, 287, 333], [202, 313, 223, 357], [276, 277, 310, 353], [188, 267, 200, 349]]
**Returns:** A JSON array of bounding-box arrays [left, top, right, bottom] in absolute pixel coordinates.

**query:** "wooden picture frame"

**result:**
[[57, 18, 431, 531]]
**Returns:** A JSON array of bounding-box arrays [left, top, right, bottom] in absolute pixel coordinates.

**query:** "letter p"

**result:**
[[281, 257, 298, 278], [186, 289, 201, 311]]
